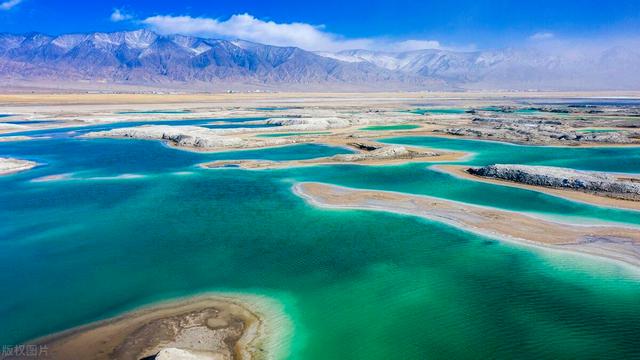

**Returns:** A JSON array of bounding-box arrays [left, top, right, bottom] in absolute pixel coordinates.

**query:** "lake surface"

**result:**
[[0, 117, 270, 139], [1, 132, 639, 359]]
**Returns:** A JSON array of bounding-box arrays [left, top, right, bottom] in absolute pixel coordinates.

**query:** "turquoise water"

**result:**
[[0, 117, 269, 138], [360, 124, 421, 131], [515, 108, 540, 114], [1, 133, 640, 359], [2, 120, 56, 125], [478, 106, 503, 112], [381, 136, 640, 172], [254, 107, 292, 111]]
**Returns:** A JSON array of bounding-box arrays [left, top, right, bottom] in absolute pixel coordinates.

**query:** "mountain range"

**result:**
[[0, 30, 638, 91]]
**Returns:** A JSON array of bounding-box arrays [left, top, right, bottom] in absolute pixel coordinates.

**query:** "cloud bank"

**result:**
[[0, 0, 22, 11], [111, 9, 133, 22], [141, 13, 441, 52], [529, 32, 555, 41]]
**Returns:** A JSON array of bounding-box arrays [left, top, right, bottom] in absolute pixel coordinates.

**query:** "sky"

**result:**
[[0, 0, 639, 51]]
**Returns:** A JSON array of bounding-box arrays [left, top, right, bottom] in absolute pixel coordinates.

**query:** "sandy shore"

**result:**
[[14, 293, 291, 360], [434, 165, 640, 211], [200, 139, 465, 170], [0, 157, 37, 175], [293, 182, 640, 268], [200, 151, 463, 170], [0, 136, 35, 142], [3, 92, 639, 149]]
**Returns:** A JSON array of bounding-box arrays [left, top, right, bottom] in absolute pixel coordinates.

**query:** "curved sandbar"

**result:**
[[0, 157, 37, 175], [293, 182, 640, 268], [201, 144, 461, 170], [23, 294, 291, 360], [434, 165, 640, 211]]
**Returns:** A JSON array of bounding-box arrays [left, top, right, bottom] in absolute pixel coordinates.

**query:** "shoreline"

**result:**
[[292, 182, 640, 270], [17, 293, 292, 360], [0, 157, 38, 176], [433, 164, 640, 211], [199, 147, 465, 170], [382, 132, 640, 148]]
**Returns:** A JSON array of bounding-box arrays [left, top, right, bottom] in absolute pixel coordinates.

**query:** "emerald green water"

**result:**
[[360, 124, 421, 131], [254, 107, 292, 111], [1, 133, 640, 359]]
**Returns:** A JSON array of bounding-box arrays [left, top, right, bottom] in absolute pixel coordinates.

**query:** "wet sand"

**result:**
[[13, 294, 290, 360], [434, 165, 640, 211], [293, 182, 640, 268]]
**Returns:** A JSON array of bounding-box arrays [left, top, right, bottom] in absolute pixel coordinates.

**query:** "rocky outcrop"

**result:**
[[82, 125, 298, 151], [468, 164, 640, 200], [330, 146, 437, 162], [265, 117, 352, 130], [440, 121, 639, 145]]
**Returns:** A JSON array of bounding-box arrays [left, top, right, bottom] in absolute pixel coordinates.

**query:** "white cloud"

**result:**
[[529, 32, 555, 41], [111, 8, 133, 22], [0, 0, 22, 11], [142, 13, 441, 52]]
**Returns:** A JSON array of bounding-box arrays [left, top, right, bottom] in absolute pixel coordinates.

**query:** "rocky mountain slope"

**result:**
[[0, 30, 438, 91], [1, 29, 638, 91]]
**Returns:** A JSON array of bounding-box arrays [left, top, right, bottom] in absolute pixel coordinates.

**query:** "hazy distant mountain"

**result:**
[[319, 47, 640, 90], [0, 30, 638, 91]]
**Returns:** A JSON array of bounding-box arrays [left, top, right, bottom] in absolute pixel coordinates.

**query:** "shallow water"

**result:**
[[1, 133, 639, 359], [381, 136, 640, 172], [0, 117, 269, 139], [2, 120, 56, 125], [254, 107, 292, 111]]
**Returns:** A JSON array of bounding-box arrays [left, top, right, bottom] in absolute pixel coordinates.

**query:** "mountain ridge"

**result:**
[[0, 30, 638, 91]]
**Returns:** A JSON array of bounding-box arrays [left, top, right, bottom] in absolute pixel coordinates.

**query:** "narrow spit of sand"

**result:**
[[433, 164, 640, 211], [200, 148, 465, 170], [0, 157, 37, 175], [18, 293, 292, 360], [293, 182, 640, 269]]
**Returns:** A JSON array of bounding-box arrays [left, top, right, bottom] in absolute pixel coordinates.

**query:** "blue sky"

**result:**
[[1, 0, 639, 51]]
